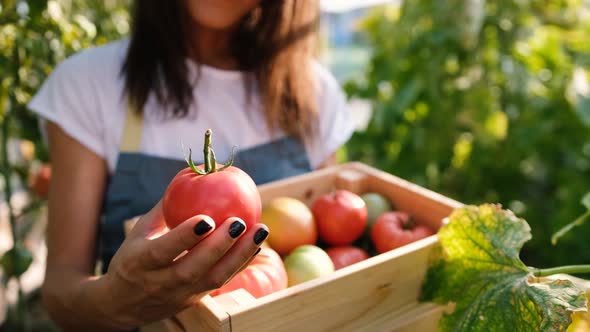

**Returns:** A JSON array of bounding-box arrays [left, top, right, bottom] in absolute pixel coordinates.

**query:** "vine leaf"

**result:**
[[421, 204, 587, 332]]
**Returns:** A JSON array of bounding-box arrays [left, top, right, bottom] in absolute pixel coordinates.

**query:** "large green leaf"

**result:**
[[421, 204, 587, 332]]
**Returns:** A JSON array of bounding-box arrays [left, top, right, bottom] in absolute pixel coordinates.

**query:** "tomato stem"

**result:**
[[551, 210, 590, 245], [218, 147, 236, 172], [402, 216, 415, 230], [531, 265, 590, 277], [204, 129, 213, 173], [185, 148, 204, 175], [184, 129, 236, 175]]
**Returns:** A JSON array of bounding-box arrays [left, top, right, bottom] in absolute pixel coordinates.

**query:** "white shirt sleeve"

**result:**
[[305, 62, 355, 169], [28, 50, 105, 158]]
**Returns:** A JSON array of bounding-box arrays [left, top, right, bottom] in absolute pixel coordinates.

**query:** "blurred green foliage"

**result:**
[[0, 0, 130, 160], [0, 1, 129, 330], [345, 0, 590, 269]]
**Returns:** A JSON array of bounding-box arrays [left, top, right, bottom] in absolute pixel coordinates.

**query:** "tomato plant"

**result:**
[[211, 247, 288, 299], [311, 190, 367, 246], [325, 245, 369, 270], [371, 211, 433, 254], [345, 0, 590, 270], [162, 129, 261, 230]]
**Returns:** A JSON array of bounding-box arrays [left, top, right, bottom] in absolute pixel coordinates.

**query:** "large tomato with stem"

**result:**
[[211, 247, 288, 298], [162, 129, 261, 230]]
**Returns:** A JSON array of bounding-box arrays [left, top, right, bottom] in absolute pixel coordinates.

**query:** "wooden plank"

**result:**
[[387, 303, 448, 332], [225, 238, 441, 331], [257, 166, 339, 206], [346, 162, 463, 230], [213, 289, 256, 311], [177, 295, 232, 332]]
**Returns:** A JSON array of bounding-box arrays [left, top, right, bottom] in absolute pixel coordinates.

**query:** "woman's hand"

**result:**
[[99, 201, 269, 330]]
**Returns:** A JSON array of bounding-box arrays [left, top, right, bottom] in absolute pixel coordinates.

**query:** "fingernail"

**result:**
[[228, 220, 246, 238], [253, 247, 261, 257], [194, 220, 213, 236], [253, 228, 269, 245]]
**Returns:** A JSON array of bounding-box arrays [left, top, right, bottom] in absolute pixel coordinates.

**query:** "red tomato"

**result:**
[[163, 165, 261, 230], [371, 211, 434, 254], [30, 164, 51, 198], [211, 247, 288, 298], [162, 130, 261, 230], [311, 190, 367, 246], [325, 246, 369, 270]]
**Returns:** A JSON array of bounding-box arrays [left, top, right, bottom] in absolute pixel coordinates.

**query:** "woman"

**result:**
[[28, 0, 354, 330]]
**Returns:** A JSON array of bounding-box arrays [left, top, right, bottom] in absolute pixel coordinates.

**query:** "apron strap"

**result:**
[[119, 103, 144, 152]]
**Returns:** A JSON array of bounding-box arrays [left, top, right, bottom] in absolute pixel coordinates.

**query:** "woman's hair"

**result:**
[[122, 0, 320, 138]]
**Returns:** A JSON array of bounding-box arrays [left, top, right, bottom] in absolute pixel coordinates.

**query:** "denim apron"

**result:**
[[99, 106, 312, 273]]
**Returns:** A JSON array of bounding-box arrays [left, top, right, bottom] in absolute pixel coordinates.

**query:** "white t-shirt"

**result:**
[[28, 39, 354, 173]]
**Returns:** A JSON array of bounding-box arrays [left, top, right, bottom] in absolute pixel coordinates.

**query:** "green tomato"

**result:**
[[283, 245, 334, 287], [361, 192, 394, 228]]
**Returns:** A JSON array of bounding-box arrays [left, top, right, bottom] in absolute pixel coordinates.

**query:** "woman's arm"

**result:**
[[42, 121, 119, 331], [42, 122, 270, 331]]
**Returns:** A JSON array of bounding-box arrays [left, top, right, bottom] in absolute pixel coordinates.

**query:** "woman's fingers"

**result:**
[[162, 217, 248, 288], [140, 217, 270, 298], [206, 224, 269, 284], [141, 215, 215, 269]]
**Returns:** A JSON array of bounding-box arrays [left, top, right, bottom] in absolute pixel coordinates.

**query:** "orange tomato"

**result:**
[[260, 197, 317, 256], [211, 247, 288, 298]]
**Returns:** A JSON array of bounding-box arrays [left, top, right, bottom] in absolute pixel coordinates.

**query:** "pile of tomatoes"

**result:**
[[160, 130, 434, 300], [211, 187, 434, 300]]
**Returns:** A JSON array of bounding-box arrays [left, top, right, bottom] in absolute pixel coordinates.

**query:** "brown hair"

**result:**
[[122, 0, 320, 138]]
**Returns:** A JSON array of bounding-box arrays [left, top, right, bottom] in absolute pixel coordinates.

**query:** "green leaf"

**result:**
[[0, 244, 33, 278], [582, 192, 590, 210], [421, 204, 587, 332]]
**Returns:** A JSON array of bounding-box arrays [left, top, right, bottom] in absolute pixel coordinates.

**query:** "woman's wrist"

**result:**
[[76, 273, 139, 331], [44, 269, 137, 332]]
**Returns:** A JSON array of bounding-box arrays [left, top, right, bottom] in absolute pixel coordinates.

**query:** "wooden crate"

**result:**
[[147, 162, 462, 332]]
